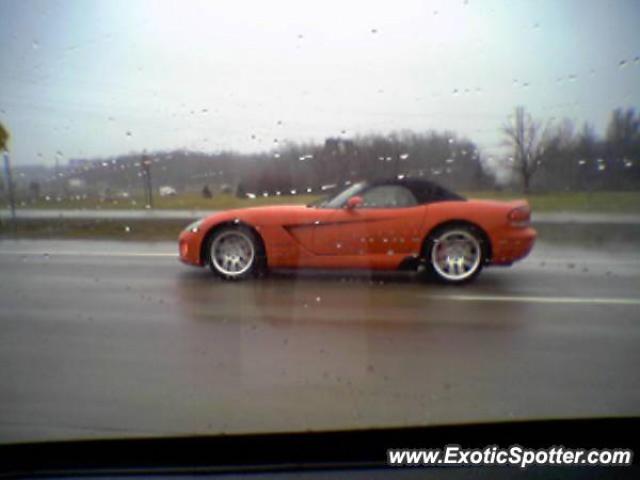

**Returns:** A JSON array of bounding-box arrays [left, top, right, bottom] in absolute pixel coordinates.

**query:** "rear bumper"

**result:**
[[489, 227, 536, 265], [179, 231, 204, 266]]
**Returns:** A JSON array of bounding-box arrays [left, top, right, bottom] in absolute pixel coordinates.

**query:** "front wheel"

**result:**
[[424, 225, 485, 284], [207, 226, 259, 280]]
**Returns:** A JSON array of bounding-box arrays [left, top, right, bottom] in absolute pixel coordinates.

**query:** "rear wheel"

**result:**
[[424, 225, 485, 284], [207, 226, 259, 280]]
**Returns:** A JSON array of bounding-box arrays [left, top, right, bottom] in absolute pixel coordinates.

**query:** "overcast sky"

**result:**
[[0, 0, 638, 166]]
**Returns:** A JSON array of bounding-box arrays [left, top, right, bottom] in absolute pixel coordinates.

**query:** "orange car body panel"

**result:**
[[179, 200, 536, 270]]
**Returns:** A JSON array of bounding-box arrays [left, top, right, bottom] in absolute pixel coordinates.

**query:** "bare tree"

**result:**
[[606, 107, 639, 145], [502, 106, 550, 193], [0, 121, 9, 152]]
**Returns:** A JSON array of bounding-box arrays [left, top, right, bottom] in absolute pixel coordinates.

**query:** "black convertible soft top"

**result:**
[[368, 177, 466, 204]]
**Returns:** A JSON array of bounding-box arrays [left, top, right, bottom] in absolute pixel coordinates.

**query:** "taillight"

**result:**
[[508, 205, 531, 228]]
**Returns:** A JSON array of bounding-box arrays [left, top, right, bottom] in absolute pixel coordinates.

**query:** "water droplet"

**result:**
[[618, 59, 627, 68], [125, 130, 132, 137], [370, 28, 378, 34], [124, 226, 131, 233], [32, 40, 39, 49], [452, 88, 459, 96], [532, 22, 540, 29], [433, 10, 439, 15], [315, 296, 321, 303]]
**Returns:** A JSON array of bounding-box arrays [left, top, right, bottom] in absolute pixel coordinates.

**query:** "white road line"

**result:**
[[425, 294, 640, 306], [0, 251, 177, 258], [525, 258, 640, 266]]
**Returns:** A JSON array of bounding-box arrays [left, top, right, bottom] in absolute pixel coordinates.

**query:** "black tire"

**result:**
[[421, 224, 486, 285], [205, 225, 263, 280]]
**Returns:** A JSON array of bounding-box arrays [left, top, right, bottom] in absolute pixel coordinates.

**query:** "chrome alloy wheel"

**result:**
[[210, 230, 255, 277], [430, 229, 482, 282]]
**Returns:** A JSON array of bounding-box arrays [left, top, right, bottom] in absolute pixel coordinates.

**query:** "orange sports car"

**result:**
[[179, 178, 536, 284]]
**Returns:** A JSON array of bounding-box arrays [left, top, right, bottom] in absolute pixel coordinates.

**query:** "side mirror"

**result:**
[[346, 196, 363, 210]]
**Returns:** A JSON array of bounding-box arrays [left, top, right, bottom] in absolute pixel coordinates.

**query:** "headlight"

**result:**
[[184, 219, 204, 233]]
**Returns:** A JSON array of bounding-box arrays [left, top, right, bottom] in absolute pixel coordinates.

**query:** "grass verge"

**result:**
[[2, 191, 639, 213]]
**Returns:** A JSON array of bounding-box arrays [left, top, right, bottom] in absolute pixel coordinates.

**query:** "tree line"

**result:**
[[1, 106, 639, 200], [503, 107, 640, 193]]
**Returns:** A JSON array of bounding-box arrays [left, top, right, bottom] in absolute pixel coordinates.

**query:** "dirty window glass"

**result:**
[[0, 0, 639, 448]]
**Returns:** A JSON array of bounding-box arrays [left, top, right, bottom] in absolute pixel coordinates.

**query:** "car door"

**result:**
[[311, 185, 426, 256]]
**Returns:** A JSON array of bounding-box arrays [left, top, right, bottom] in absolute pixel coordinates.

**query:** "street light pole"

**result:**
[[141, 154, 153, 208], [3, 150, 16, 233]]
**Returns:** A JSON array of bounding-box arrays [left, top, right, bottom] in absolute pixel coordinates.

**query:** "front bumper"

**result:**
[[179, 230, 204, 266], [490, 227, 536, 265]]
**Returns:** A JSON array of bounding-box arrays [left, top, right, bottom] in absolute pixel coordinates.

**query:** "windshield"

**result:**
[[1, 0, 639, 448]]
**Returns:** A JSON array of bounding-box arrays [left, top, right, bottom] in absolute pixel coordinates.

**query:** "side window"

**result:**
[[360, 185, 418, 208]]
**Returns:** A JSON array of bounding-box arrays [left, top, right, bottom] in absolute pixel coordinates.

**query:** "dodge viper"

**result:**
[[178, 178, 536, 284]]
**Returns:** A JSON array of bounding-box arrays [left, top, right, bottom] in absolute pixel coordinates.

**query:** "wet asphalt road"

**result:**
[[0, 239, 639, 443]]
